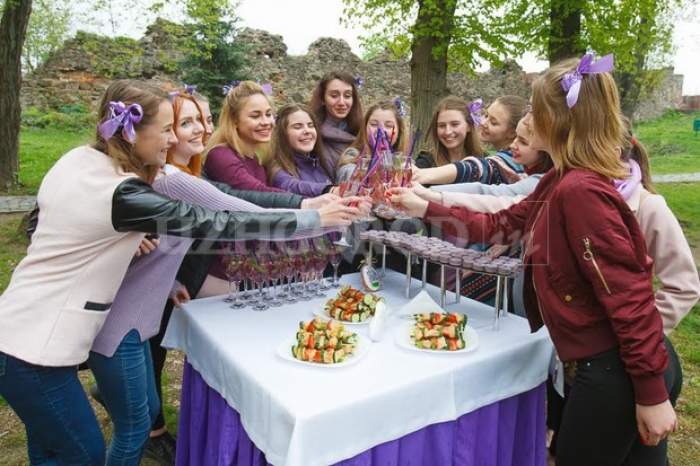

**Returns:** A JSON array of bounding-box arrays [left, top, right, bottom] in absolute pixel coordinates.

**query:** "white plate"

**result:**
[[276, 334, 372, 368], [313, 304, 391, 326], [395, 322, 479, 354]]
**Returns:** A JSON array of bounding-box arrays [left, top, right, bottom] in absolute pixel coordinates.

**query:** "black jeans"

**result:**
[[553, 337, 681, 466]]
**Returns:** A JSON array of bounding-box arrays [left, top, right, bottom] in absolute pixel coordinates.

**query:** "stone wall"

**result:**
[[20, 20, 684, 122]]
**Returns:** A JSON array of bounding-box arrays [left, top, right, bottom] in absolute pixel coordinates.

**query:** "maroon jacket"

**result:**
[[425, 168, 669, 406], [204, 145, 286, 194]]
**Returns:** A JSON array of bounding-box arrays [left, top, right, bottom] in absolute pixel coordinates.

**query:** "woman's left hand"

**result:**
[[636, 400, 678, 446], [388, 187, 430, 218]]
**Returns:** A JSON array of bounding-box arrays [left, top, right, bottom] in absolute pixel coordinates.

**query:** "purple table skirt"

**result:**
[[177, 362, 547, 466]]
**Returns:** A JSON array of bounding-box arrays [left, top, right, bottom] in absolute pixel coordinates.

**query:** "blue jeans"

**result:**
[[0, 351, 106, 465], [88, 329, 159, 466]]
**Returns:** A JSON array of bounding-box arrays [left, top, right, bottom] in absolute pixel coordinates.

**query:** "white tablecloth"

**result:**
[[163, 270, 553, 466]]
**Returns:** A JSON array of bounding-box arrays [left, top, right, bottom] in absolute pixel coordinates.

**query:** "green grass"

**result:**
[[11, 127, 93, 195], [636, 111, 700, 175]]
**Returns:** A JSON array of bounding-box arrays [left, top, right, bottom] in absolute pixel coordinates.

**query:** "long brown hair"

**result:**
[[424, 96, 484, 167], [205, 81, 272, 159], [308, 70, 363, 135], [167, 90, 204, 177], [621, 115, 655, 193], [531, 58, 626, 179], [338, 101, 410, 168], [93, 80, 170, 184], [265, 104, 332, 182]]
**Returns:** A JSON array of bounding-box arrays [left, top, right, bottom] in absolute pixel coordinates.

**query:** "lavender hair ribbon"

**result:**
[[355, 76, 363, 88], [222, 80, 241, 95], [562, 53, 615, 108], [183, 83, 196, 95], [394, 97, 406, 117], [98, 101, 143, 142], [469, 98, 483, 126]]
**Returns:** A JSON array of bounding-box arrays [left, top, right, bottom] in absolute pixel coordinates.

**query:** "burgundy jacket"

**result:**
[[204, 145, 286, 194], [425, 168, 669, 406]]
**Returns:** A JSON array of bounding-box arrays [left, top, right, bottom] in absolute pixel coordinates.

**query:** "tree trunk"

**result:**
[[618, 18, 649, 117], [0, 0, 33, 191], [410, 0, 457, 145], [548, 0, 583, 64]]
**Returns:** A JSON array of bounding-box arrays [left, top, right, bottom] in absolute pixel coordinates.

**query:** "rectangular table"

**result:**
[[163, 270, 553, 466]]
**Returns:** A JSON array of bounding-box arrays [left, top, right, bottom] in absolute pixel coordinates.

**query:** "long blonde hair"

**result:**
[[93, 80, 169, 184], [204, 81, 272, 159], [531, 58, 626, 179], [338, 101, 409, 168], [424, 96, 484, 167]]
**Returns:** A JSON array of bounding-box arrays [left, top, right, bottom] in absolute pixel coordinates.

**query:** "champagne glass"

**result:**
[[227, 252, 246, 309], [267, 249, 284, 307], [334, 180, 358, 247], [391, 152, 412, 219], [249, 255, 270, 311], [220, 247, 235, 302], [329, 242, 343, 288]]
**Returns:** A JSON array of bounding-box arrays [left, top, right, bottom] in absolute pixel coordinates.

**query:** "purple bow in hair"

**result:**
[[562, 53, 615, 108], [469, 98, 483, 126], [182, 83, 196, 95], [394, 97, 406, 117], [355, 76, 363, 88], [254, 78, 273, 96], [222, 80, 241, 95], [98, 101, 143, 142]]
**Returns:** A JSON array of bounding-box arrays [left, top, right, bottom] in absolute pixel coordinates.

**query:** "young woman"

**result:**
[[308, 70, 364, 173], [335, 100, 410, 183], [545, 118, 694, 461], [265, 103, 335, 197], [0, 80, 358, 465], [203, 81, 287, 193], [413, 95, 527, 185], [391, 55, 679, 465], [414, 95, 484, 169]]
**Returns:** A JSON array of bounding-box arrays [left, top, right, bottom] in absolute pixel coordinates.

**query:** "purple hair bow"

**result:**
[[469, 98, 483, 126], [394, 97, 406, 117], [562, 53, 615, 108], [222, 80, 241, 95], [355, 76, 363, 88], [98, 101, 143, 142], [182, 83, 196, 95]]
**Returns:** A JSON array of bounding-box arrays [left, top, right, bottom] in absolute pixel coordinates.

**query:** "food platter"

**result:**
[[394, 322, 479, 354]]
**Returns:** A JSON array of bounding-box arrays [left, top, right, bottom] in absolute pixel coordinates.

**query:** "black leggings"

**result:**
[[552, 338, 682, 466], [148, 299, 175, 432]]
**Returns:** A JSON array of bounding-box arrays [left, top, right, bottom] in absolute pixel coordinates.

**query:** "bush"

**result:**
[[21, 107, 95, 132]]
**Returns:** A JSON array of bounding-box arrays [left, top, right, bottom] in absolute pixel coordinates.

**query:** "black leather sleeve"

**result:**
[[26, 203, 39, 241], [111, 178, 298, 241], [208, 180, 304, 209]]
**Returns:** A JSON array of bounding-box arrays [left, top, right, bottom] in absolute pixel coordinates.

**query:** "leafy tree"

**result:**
[[176, 0, 249, 115], [341, 0, 538, 135], [342, 0, 682, 129], [22, 0, 70, 72], [0, 0, 33, 191]]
